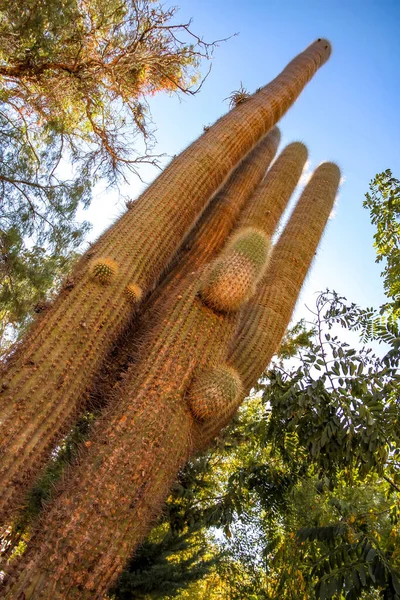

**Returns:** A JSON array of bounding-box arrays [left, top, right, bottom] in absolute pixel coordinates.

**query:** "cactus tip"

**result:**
[[314, 38, 332, 63]]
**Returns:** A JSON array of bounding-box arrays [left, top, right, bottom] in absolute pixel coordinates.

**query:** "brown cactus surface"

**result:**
[[0, 37, 331, 522], [194, 162, 341, 449], [1, 162, 340, 600], [1, 263, 249, 598], [83, 129, 280, 413]]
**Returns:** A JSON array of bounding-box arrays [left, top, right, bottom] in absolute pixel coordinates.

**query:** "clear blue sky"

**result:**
[[81, 0, 400, 322]]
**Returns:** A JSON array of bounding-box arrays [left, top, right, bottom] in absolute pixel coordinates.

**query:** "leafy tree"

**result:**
[[364, 170, 400, 318], [0, 0, 215, 350]]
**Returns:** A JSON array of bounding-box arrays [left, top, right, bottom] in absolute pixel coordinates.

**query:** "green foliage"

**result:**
[[0, 0, 210, 178], [265, 291, 399, 478], [111, 528, 217, 599], [364, 170, 400, 318], [0, 228, 83, 359]]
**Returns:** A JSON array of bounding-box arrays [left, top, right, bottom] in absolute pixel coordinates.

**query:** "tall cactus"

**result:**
[[2, 160, 340, 599], [194, 162, 341, 449], [0, 40, 331, 521], [0, 39, 341, 600], [3, 237, 272, 598]]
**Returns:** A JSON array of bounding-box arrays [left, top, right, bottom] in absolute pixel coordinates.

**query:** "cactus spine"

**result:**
[[0, 39, 330, 520], [0, 40, 341, 600]]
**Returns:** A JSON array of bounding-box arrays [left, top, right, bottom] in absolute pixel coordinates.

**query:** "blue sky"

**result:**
[[81, 0, 400, 324]]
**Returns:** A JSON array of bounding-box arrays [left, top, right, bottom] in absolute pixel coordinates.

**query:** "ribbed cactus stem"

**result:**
[[233, 162, 341, 392], [0, 38, 330, 521], [84, 129, 280, 411], [193, 163, 341, 449], [237, 142, 308, 233], [2, 258, 249, 598]]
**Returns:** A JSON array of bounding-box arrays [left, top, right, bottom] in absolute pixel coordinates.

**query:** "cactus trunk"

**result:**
[[2, 267, 248, 598]]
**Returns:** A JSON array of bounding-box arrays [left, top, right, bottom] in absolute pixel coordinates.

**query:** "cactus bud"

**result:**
[[188, 365, 243, 421], [90, 258, 118, 285], [125, 283, 143, 303], [200, 227, 271, 312]]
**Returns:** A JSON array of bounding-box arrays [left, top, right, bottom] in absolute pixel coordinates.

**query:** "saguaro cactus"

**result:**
[[0, 40, 331, 521], [0, 39, 341, 600]]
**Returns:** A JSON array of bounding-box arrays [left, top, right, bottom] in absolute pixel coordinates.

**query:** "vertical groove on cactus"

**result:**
[[193, 162, 341, 449], [0, 37, 330, 521], [158, 128, 281, 296]]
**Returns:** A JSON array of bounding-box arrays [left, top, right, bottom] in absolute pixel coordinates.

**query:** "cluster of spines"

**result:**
[[188, 365, 243, 421], [90, 258, 119, 285], [200, 227, 271, 312]]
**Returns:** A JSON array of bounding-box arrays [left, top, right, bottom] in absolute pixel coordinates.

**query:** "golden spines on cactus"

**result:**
[[90, 258, 118, 285], [125, 283, 143, 303], [200, 227, 271, 312], [139, 130, 280, 318], [1, 161, 341, 598], [187, 365, 242, 421]]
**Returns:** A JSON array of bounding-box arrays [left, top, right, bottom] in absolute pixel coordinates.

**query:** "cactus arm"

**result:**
[[193, 163, 341, 450]]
